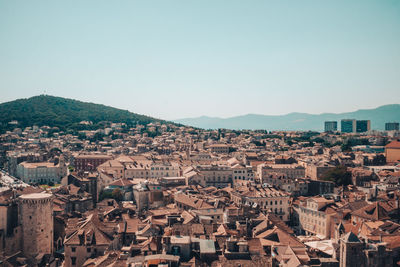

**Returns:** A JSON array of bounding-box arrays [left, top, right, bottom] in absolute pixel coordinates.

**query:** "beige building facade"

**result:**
[[19, 193, 53, 258], [298, 197, 334, 238], [385, 140, 400, 163]]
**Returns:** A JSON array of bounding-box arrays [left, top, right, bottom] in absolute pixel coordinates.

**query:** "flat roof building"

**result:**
[[16, 161, 66, 184], [356, 120, 371, 133], [341, 119, 356, 133], [385, 122, 399, 131], [324, 121, 337, 132]]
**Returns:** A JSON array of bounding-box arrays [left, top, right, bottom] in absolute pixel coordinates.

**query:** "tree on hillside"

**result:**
[[341, 138, 370, 152], [98, 190, 112, 201], [112, 188, 124, 202], [321, 165, 352, 186]]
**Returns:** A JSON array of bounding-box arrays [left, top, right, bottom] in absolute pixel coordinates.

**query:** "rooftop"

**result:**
[[19, 192, 52, 199]]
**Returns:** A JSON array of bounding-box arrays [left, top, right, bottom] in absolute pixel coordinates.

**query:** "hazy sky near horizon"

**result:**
[[1, 1, 400, 120]]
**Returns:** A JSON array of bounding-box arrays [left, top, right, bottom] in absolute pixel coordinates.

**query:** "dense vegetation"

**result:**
[[321, 165, 352, 186], [99, 188, 124, 202], [0, 95, 166, 133], [340, 138, 370, 152]]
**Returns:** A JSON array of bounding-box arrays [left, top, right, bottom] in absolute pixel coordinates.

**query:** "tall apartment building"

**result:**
[[341, 119, 356, 133], [385, 122, 399, 131], [356, 120, 371, 133], [324, 121, 337, 132]]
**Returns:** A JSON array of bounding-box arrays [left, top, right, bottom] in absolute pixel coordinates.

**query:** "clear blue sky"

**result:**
[[1, 0, 399, 120]]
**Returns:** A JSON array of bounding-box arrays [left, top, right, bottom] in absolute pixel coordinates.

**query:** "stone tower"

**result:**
[[339, 232, 365, 267], [19, 193, 53, 258]]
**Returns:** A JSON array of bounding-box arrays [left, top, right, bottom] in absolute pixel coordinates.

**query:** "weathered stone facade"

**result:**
[[19, 193, 53, 258]]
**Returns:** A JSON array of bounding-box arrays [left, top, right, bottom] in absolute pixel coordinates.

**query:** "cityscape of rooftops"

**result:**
[[1, 1, 400, 267]]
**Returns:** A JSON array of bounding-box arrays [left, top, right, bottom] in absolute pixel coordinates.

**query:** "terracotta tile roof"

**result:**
[[361, 220, 400, 237], [109, 179, 133, 187], [214, 224, 238, 237], [64, 213, 114, 246], [181, 210, 195, 224], [371, 235, 400, 250], [389, 171, 400, 177], [386, 140, 400, 149], [253, 213, 293, 235], [174, 193, 213, 210], [257, 226, 304, 248], [191, 224, 205, 235], [100, 159, 125, 168], [352, 202, 390, 221], [149, 208, 180, 217], [75, 154, 112, 159], [275, 245, 310, 266], [119, 215, 142, 234]]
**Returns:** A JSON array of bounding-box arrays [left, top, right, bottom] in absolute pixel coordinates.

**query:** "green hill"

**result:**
[[0, 95, 164, 133]]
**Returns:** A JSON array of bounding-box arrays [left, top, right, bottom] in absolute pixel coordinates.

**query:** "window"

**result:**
[[71, 247, 76, 252], [71, 257, 76, 265], [87, 247, 91, 253]]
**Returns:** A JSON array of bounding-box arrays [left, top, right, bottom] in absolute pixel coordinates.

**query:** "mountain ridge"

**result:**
[[174, 104, 400, 131]]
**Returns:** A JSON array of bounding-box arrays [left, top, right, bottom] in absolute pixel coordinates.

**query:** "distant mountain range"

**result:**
[[174, 105, 400, 131], [0, 95, 165, 132], [1, 96, 398, 133]]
